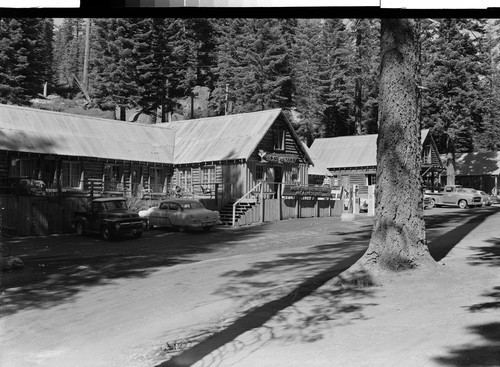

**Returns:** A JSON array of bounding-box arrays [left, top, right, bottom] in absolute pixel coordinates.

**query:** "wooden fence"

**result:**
[[1, 195, 87, 236], [235, 197, 343, 226]]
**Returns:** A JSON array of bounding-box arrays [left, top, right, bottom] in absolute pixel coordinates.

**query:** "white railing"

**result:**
[[232, 182, 263, 227]]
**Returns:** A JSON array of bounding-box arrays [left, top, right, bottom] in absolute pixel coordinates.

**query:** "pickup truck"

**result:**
[[73, 197, 148, 240], [425, 185, 482, 209]]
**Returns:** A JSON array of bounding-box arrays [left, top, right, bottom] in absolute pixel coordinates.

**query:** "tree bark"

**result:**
[[356, 19, 436, 274]]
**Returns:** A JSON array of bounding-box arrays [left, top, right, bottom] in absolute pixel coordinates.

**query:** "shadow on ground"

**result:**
[[434, 231, 500, 367], [434, 285, 500, 366], [0, 224, 278, 316], [156, 207, 500, 367], [426, 207, 499, 261]]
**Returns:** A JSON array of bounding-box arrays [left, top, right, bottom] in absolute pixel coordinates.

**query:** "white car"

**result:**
[[139, 199, 220, 232]]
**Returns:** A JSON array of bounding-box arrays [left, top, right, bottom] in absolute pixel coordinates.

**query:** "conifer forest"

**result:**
[[1, 18, 500, 155]]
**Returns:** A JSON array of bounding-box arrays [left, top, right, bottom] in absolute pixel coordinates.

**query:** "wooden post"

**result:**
[[260, 182, 264, 223], [295, 196, 300, 218]]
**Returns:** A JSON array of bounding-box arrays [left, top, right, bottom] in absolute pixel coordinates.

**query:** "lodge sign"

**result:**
[[282, 184, 331, 197], [264, 153, 298, 164]]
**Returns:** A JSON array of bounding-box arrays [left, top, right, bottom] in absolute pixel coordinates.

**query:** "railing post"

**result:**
[[260, 182, 264, 223]]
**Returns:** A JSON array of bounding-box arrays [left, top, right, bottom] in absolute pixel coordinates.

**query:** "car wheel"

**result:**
[[133, 231, 143, 238], [76, 222, 85, 236], [202, 226, 212, 232], [101, 226, 112, 240], [178, 226, 186, 232], [458, 200, 468, 209], [428, 199, 435, 209]]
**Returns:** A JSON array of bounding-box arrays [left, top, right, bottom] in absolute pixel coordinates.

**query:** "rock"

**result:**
[[0, 256, 24, 271]]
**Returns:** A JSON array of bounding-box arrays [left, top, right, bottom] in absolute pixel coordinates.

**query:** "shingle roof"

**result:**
[[0, 104, 175, 163], [309, 130, 431, 170], [452, 152, 500, 176]]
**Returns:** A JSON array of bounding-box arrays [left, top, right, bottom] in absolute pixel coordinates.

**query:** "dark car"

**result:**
[[73, 197, 148, 240], [139, 198, 220, 232]]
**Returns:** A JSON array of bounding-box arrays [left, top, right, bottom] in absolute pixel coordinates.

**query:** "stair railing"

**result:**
[[233, 181, 263, 227]]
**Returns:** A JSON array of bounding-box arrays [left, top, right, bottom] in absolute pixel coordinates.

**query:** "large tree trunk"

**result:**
[[355, 19, 436, 275]]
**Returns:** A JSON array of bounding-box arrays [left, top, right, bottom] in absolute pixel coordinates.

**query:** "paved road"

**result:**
[[1, 205, 499, 367]]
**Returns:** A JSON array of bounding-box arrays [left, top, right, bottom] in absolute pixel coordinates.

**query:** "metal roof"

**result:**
[[309, 130, 431, 170], [0, 104, 175, 163], [452, 152, 500, 176], [302, 142, 332, 177], [160, 109, 311, 165]]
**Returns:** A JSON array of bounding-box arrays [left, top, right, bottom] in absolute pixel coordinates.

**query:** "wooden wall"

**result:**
[[1, 195, 86, 236]]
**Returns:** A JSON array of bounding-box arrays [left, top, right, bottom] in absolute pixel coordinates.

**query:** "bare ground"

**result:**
[[1, 207, 499, 367]]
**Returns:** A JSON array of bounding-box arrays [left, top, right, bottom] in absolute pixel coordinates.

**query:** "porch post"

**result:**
[[260, 182, 264, 223]]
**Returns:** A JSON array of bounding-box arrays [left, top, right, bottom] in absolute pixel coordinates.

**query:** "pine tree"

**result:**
[[0, 18, 54, 105], [422, 19, 492, 154], [212, 19, 293, 114], [54, 18, 85, 93]]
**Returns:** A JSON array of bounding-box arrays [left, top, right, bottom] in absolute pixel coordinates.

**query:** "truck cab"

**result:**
[[73, 197, 147, 240], [426, 185, 482, 209]]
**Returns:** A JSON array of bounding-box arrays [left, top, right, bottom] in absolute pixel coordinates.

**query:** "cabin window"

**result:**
[[11, 158, 38, 178], [366, 174, 376, 186], [273, 129, 286, 151], [256, 165, 265, 181], [201, 166, 216, 184], [178, 168, 192, 193], [61, 161, 81, 189], [149, 167, 165, 193], [422, 145, 431, 164], [285, 166, 299, 183], [104, 164, 123, 191]]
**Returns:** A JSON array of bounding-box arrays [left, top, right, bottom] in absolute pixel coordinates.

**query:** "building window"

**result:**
[[285, 166, 299, 183], [149, 167, 165, 193], [11, 158, 38, 178], [422, 145, 431, 164], [61, 161, 81, 189], [104, 164, 123, 191], [201, 166, 216, 184], [256, 165, 265, 181], [178, 168, 192, 193], [273, 129, 285, 151], [366, 174, 376, 186]]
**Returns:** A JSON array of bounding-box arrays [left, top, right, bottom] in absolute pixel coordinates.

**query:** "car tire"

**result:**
[[458, 200, 468, 209], [133, 231, 143, 238], [428, 199, 435, 209], [76, 222, 85, 236], [202, 226, 212, 232], [178, 226, 186, 232], [101, 226, 112, 240]]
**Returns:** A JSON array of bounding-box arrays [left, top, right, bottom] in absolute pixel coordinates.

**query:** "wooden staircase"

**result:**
[[219, 200, 257, 226]]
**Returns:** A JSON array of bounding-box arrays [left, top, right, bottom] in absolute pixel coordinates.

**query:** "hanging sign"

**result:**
[[283, 184, 331, 197], [264, 153, 298, 164]]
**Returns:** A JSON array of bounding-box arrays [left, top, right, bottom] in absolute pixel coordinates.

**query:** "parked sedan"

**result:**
[[478, 190, 493, 206], [139, 199, 220, 232]]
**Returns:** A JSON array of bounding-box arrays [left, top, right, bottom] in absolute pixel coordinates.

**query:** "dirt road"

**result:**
[[1, 207, 498, 367]]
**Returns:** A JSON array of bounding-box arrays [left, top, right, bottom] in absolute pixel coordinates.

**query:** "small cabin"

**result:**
[[308, 129, 444, 195]]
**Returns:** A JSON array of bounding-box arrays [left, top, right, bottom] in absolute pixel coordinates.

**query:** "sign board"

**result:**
[[283, 184, 331, 197], [264, 153, 298, 164]]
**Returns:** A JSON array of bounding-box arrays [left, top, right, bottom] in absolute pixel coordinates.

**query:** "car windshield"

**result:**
[[181, 202, 204, 209], [102, 200, 127, 210]]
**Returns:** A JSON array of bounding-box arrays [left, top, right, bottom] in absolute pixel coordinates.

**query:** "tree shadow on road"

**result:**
[[433, 234, 500, 367], [0, 224, 281, 317], [155, 225, 378, 367], [426, 207, 498, 262]]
